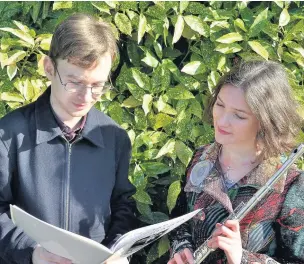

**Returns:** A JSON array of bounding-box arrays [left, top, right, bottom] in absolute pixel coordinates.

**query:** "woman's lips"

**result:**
[[217, 127, 231, 135]]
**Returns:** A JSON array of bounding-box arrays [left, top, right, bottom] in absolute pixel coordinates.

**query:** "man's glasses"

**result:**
[[55, 67, 113, 97]]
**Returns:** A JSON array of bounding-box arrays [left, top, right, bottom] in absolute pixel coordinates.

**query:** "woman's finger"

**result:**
[[208, 235, 234, 252], [213, 223, 236, 238], [173, 252, 185, 264], [223, 220, 240, 233], [183, 248, 194, 263]]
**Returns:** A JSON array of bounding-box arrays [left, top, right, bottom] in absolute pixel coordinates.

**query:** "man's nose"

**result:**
[[78, 87, 93, 102]]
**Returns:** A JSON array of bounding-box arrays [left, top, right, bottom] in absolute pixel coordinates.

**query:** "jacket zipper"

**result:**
[[63, 136, 82, 231]]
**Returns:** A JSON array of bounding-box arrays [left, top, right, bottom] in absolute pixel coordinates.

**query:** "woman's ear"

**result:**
[[43, 56, 55, 80]]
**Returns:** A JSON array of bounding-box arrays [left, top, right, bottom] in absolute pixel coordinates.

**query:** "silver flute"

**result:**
[[193, 143, 304, 264]]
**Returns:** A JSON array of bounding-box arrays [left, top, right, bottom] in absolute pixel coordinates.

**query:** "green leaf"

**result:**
[[153, 42, 163, 59], [184, 15, 209, 37], [108, 101, 124, 125], [53, 1, 73, 10], [13, 21, 30, 33], [180, 1, 189, 13], [4, 50, 26, 66], [216, 32, 243, 44], [283, 20, 304, 42], [146, 242, 158, 264], [136, 201, 152, 220], [13, 78, 35, 101], [140, 162, 171, 175], [181, 61, 206, 75], [127, 41, 141, 66], [134, 108, 147, 130], [91, 2, 111, 14], [127, 129, 136, 146], [234, 18, 247, 32], [104, 1, 116, 8], [166, 85, 194, 100], [114, 13, 132, 36], [126, 83, 145, 100], [274, 1, 284, 8], [167, 180, 181, 213], [172, 15, 184, 44], [133, 190, 153, 205], [0, 52, 8, 68], [138, 13, 147, 44], [155, 139, 176, 159], [121, 96, 142, 108], [158, 236, 170, 257], [131, 68, 151, 91], [142, 94, 153, 115], [156, 96, 177, 116], [188, 98, 202, 118], [175, 140, 193, 166], [38, 34, 52, 51], [215, 43, 242, 54], [279, 8, 290, 27], [142, 51, 159, 68], [285, 41, 304, 58], [0, 27, 34, 46], [30, 2, 42, 23], [0, 91, 24, 102], [248, 41, 269, 60], [249, 8, 268, 37], [151, 66, 170, 92], [7, 64, 17, 81], [131, 164, 146, 189], [154, 113, 174, 129]]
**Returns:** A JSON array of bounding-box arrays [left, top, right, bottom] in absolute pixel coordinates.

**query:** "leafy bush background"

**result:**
[[0, 1, 304, 263]]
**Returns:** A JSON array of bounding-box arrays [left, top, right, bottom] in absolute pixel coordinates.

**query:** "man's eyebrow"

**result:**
[[66, 74, 81, 80], [217, 95, 251, 115], [65, 74, 107, 83]]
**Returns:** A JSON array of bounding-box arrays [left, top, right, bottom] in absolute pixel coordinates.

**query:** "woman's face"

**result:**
[[212, 84, 260, 147]]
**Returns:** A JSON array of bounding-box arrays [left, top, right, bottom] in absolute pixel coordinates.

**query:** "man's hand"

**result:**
[[167, 248, 194, 264], [105, 256, 129, 263], [207, 220, 242, 264], [32, 245, 72, 264]]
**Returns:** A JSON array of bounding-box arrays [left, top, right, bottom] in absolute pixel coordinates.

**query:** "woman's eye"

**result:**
[[216, 102, 224, 107], [235, 114, 246, 120]]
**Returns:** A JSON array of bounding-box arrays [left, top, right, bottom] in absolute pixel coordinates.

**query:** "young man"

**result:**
[[0, 14, 135, 264]]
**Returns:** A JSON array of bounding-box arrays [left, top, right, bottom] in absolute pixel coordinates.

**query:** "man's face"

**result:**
[[44, 53, 112, 122]]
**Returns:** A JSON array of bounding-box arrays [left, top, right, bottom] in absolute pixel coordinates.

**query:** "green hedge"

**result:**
[[0, 1, 304, 263]]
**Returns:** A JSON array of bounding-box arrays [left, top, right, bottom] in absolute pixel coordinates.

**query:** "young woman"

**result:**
[[168, 61, 304, 264]]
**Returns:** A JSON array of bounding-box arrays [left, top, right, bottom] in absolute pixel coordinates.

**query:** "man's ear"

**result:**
[[44, 56, 55, 80]]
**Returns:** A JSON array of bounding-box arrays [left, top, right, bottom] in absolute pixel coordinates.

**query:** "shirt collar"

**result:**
[[35, 88, 104, 148]]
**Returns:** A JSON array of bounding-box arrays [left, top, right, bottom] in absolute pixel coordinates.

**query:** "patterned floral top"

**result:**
[[169, 142, 304, 263]]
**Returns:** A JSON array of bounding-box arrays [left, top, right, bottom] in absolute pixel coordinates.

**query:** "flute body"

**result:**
[[193, 143, 304, 264]]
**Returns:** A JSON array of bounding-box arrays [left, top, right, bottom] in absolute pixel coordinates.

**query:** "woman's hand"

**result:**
[[207, 220, 242, 264], [167, 248, 194, 264]]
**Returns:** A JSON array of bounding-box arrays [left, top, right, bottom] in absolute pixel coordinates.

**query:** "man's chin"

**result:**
[[70, 109, 91, 117]]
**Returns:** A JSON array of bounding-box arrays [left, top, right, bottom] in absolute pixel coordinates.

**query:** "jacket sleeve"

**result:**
[[0, 137, 37, 264], [102, 129, 137, 247], [239, 173, 304, 264], [168, 179, 194, 258]]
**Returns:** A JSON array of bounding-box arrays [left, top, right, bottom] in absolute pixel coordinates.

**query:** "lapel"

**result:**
[[185, 142, 288, 214]]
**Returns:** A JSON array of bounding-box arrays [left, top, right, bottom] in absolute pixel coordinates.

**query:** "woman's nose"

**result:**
[[217, 112, 230, 126]]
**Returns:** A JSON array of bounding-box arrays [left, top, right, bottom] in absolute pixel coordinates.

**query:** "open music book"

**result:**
[[10, 205, 200, 264]]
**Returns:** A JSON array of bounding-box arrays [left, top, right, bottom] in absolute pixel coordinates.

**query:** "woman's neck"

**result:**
[[220, 143, 258, 168]]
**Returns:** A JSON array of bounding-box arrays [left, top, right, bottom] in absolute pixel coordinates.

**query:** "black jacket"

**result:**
[[0, 89, 136, 264]]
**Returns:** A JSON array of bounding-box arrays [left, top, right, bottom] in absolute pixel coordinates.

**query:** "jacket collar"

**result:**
[[202, 142, 286, 193], [35, 88, 104, 148]]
